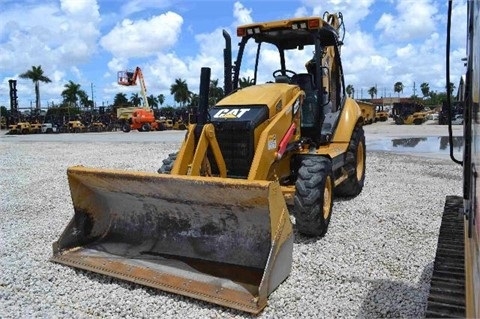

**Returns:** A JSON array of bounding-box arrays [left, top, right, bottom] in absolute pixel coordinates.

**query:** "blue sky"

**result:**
[[0, 0, 468, 109]]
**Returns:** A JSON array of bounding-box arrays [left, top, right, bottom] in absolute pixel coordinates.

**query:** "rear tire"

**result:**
[[293, 157, 334, 237], [335, 125, 366, 197], [158, 152, 178, 174], [122, 124, 131, 133], [141, 123, 151, 132]]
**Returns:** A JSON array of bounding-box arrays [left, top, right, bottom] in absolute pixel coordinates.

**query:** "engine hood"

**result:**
[[217, 83, 300, 117]]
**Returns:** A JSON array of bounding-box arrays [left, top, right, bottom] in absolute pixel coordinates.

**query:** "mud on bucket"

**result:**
[[51, 166, 294, 314]]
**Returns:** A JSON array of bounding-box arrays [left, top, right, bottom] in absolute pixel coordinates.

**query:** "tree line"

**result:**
[[345, 81, 457, 107], [14, 65, 258, 112], [15, 65, 457, 113]]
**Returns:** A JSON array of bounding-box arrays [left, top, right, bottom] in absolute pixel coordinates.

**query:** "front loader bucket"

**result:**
[[51, 166, 293, 314]]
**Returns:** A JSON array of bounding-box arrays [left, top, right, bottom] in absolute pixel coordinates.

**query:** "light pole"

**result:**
[[91, 83, 95, 109]]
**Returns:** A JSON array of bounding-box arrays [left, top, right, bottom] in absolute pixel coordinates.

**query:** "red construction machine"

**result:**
[[117, 67, 159, 132]]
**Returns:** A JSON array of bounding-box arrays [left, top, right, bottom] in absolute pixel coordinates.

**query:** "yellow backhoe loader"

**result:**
[[51, 12, 365, 314], [357, 100, 376, 124], [392, 101, 427, 125]]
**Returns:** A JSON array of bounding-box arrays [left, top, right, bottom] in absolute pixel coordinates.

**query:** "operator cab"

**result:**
[[228, 15, 346, 144]]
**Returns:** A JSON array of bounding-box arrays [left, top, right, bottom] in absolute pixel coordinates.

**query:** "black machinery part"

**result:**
[[425, 195, 465, 318]]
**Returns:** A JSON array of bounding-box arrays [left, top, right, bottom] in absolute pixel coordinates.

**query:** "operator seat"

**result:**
[[274, 75, 291, 83], [291, 73, 318, 129], [291, 73, 314, 91]]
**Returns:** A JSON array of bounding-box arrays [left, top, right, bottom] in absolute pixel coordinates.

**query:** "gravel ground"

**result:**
[[0, 123, 463, 318]]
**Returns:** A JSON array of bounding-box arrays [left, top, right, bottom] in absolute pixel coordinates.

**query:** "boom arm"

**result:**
[[117, 67, 150, 109]]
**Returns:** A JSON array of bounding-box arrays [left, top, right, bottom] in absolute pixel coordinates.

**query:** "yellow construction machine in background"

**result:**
[[392, 101, 428, 125], [357, 100, 376, 125], [8, 122, 32, 134], [375, 105, 389, 122], [51, 12, 365, 314]]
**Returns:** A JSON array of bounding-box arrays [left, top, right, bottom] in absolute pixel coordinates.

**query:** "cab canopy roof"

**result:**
[[236, 16, 339, 50]]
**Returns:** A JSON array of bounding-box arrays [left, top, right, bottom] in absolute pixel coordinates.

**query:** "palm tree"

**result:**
[[170, 78, 190, 106], [113, 93, 129, 106], [147, 94, 158, 108], [130, 93, 142, 106], [61, 81, 87, 108], [394, 82, 404, 97], [209, 79, 224, 105], [346, 84, 355, 98], [239, 76, 255, 88], [19, 65, 52, 110], [157, 94, 165, 106], [368, 86, 377, 99], [190, 93, 199, 106], [420, 82, 430, 98], [78, 90, 91, 108], [448, 82, 456, 96]]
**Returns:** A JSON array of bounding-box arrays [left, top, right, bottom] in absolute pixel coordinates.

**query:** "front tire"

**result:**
[[158, 152, 178, 174], [293, 157, 334, 237], [141, 123, 151, 132], [335, 125, 366, 197], [122, 124, 131, 133]]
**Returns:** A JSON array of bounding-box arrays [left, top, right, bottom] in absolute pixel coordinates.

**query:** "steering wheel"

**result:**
[[272, 69, 297, 81]]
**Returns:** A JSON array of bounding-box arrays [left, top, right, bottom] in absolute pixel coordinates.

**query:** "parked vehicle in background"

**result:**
[[41, 123, 58, 133], [122, 108, 160, 132], [392, 102, 428, 125], [452, 114, 464, 125], [30, 123, 42, 133], [426, 113, 439, 121], [68, 120, 86, 133], [88, 122, 106, 132], [357, 100, 376, 124], [117, 67, 160, 133], [375, 105, 389, 122], [8, 122, 32, 134]]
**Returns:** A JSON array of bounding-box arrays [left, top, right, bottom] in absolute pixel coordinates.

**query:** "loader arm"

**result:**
[[248, 91, 303, 181], [171, 123, 227, 177]]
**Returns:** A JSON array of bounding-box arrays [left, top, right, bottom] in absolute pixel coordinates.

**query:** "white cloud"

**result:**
[[0, 0, 470, 108], [100, 12, 183, 58], [300, 0, 375, 28], [0, 2, 100, 70], [119, 0, 174, 16], [107, 57, 128, 75], [294, 6, 309, 18], [195, 28, 228, 58], [233, 2, 253, 25], [375, 0, 438, 41], [0, 0, 102, 106], [396, 44, 415, 58]]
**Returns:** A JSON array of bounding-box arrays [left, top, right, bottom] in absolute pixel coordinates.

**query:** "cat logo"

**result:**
[[213, 108, 250, 119]]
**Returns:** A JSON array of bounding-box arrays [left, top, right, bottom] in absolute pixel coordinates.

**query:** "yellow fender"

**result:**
[[332, 97, 362, 143]]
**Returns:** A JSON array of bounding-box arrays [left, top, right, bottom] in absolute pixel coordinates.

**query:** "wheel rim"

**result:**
[[323, 176, 332, 220], [356, 140, 365, 181]]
